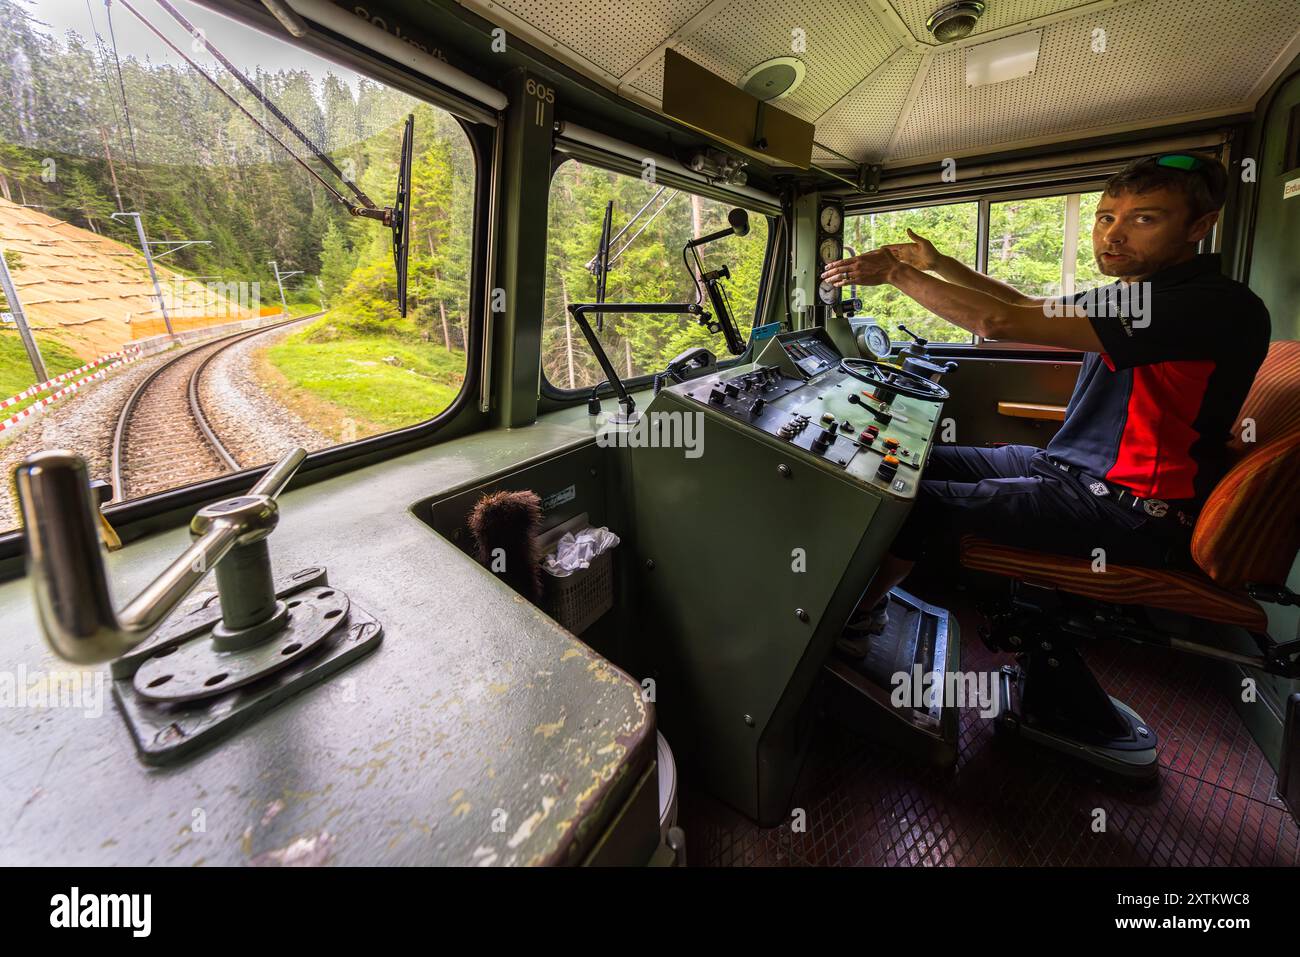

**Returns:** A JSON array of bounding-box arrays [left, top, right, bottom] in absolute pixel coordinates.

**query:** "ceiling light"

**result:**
[[965, 30, 1042, 87], [926, 1, 986, 43]]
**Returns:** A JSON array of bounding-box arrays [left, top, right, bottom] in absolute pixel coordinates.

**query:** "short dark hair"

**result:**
[[1103, 153, 1228, 222]]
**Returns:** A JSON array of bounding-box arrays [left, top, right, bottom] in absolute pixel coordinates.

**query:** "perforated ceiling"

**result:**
[[456, 0, 1300, 168], [892, 0, 1300, 162], [484, 0, 713, 77], [671, 0, 899, 122], [815, 49, 925, 162]]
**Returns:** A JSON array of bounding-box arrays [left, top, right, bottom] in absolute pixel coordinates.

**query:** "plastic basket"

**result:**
[[542, 531, 615, 635]]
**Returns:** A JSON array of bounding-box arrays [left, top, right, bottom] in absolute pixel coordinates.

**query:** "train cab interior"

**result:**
[[1, 0, 1299, 871]]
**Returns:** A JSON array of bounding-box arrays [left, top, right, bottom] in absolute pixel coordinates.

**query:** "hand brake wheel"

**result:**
[[839, 357, 950, 402]]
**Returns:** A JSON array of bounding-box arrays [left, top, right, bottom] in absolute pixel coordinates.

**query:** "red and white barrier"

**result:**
[[0, 345, 142, 411], [0, 349, 144, 435]]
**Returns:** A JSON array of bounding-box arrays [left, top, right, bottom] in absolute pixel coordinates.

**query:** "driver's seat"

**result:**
[[958, 340, 1300, 774]]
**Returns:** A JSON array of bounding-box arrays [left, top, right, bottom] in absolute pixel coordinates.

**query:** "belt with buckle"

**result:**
[[1044, 457, 1198, 528]]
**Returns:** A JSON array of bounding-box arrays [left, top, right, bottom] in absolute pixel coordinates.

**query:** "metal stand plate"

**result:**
[[111, 568, 382, 765]]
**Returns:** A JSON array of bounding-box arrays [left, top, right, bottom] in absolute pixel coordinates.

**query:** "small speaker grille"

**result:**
[[932, 13, 979, 43]]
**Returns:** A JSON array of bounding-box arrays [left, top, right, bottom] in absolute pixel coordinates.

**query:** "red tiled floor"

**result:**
[[678, 588, 1300, 867]]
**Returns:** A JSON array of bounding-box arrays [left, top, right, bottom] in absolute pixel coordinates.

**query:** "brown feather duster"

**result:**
[[466, 490, 544, 602]]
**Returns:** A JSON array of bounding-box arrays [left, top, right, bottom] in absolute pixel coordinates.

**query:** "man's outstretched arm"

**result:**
[[878, 228, 1042, 306], [824, 249, 1105, 353]]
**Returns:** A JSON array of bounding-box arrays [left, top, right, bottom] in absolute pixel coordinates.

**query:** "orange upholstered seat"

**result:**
[[961, 341, 1300, 632]]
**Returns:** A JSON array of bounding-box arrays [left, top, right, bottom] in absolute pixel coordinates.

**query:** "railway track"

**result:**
[[110, 313, 322, 502]]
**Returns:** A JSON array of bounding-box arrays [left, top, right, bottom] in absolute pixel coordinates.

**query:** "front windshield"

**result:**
[[0, 0, 475, 531]]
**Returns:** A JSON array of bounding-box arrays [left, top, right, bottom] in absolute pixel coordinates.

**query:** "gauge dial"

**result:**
[[819, 205, 842, 234], [818, 238, 841, 264], [817, 280, 838, 305], [860, 323, 891, 359]]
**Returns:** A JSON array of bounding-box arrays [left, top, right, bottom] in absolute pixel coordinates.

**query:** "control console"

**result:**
[[671, 329, 944, 497], [623, 324, 956, 825]]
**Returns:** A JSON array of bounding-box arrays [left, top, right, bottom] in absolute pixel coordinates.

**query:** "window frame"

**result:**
[[841, 195, 984, 347], [538, 154, 778, 402], [847, 175, 1223, 354], [976, 181, 1109, 352], [0, 52, 492, 565]]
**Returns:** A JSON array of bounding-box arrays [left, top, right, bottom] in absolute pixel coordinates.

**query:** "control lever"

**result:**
[[15, 447, 307, 664], [897, 322, 958, 381]]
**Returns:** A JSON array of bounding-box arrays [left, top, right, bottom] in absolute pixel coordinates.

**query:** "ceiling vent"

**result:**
[[926, 1, 986, 43]]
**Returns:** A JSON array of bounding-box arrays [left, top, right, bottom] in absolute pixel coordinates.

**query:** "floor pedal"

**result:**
[[824, 588, 960, 766]]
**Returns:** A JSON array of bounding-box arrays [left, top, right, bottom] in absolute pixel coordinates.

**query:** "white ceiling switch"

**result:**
[[965, 30, 1042, 87]]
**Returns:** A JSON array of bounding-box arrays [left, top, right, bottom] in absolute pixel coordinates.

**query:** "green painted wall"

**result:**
[[1246, 57, 1300, 341]]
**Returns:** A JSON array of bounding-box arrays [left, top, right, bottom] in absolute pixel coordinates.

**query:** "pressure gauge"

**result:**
[[860, 322, 891, 359], [817, 280, 838, 305], [818, 237, 842, 264], [819, 206, 842, 234]]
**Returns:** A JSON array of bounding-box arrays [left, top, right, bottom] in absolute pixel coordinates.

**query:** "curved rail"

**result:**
[[111, 313, 322, 501]]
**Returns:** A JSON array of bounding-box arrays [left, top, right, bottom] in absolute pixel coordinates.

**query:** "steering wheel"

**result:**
[[839, 357, 950, 401]]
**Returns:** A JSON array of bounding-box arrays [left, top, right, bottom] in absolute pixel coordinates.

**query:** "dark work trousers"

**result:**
[[889, 444, 1194, 568]]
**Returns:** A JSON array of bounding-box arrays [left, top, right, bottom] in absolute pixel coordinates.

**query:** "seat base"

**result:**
[[994, 665, 1159, 781]]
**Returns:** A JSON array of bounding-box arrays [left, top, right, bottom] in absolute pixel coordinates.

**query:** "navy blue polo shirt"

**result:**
[[1045, 253, 1270, 504]]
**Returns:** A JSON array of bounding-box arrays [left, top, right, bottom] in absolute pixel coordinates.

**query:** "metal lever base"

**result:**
[[110, 567, 382, 765]]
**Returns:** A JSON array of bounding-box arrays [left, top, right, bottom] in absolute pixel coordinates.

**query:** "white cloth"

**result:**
[[544, 526, 620, 578]]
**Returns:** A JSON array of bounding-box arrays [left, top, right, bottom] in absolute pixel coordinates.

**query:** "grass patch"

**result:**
[[264, 314, 465, 437], [0, 333, 89, 416]]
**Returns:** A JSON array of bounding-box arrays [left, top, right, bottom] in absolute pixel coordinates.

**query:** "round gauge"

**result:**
[[818, 238, 841, 264], [817, 280, 837, 305], [819, 205, 842, 234], [860, 322, 891, 359]]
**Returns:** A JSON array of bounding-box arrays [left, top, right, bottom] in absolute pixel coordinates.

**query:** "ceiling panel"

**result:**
[[489, 0, 714, 77], [888, 0, 1099, 41], [890, 0, 1300, 162], [813, 50, 926, 162], [641, 0, 900, 122], [466, 0, 1299, 170]]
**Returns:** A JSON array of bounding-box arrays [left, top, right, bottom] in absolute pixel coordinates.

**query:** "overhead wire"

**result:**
[[103, 0, 140, 168], [152, 0, 377, 212], [114, 0, 360, 214]]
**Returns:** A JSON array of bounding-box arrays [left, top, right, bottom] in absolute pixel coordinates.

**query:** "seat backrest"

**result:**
[[1192, 340, 1300, 589]]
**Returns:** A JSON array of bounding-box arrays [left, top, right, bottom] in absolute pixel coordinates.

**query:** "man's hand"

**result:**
[[821, 248, 900, 287], [880, 228, 941, 272]]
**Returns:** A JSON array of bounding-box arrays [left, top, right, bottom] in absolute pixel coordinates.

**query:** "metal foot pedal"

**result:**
[[994, 665, 1158, 781], [110, 568, 382, 765], [824, 587, 960, 766]]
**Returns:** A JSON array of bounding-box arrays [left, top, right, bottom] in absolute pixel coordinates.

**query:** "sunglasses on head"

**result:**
[[1154, 154, 1207, 171]]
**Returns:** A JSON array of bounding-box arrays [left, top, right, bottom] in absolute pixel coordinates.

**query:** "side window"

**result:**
[[843, 202, 979, 344], [986, 191, 1105, 299], [0, 2, 475, 533], [542, 160, 769, 391]]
